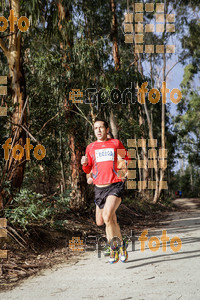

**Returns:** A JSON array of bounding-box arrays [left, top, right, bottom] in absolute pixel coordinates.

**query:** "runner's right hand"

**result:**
[[81, 154, 88, 166], [87, 177, 93, 184]]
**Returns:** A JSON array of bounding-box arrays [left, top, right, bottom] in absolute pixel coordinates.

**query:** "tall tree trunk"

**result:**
[[59, 126, 65, 194], [154, 0, 167, 203], [110, 0, 120, 71], [134, 54, 159, 199], [132, 3, 160, 201], [110, 0, 119, 137], [58, 1, 86, 210], [109, 110, 118, 138], [0, 0, 27, 208], [131, 0, 149, 188], [155, 52, 166, 202], [134, 55, 149, 189]]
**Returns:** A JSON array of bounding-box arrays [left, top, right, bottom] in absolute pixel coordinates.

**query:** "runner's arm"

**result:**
[[82, 147, 92, 174], [86, 172, 93, 184]]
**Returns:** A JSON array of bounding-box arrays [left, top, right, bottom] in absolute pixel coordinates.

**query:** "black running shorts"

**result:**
[[94, 181, 125, 209]]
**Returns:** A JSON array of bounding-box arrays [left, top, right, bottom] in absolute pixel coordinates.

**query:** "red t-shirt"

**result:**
[[82, 139, 127, 185]]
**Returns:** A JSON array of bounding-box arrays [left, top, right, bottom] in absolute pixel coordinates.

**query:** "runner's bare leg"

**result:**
[[95, 205, 104, 226], [95, 202, 118, 228], [105, 213, 119, 243], [102, 195, 122, 246]]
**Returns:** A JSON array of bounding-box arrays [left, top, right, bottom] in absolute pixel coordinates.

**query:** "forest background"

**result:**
[[0, 0, 199, 232]]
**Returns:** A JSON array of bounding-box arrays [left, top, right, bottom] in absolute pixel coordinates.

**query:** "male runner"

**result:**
[[86, 132, 114, 185], [81, 119, 128, 263]]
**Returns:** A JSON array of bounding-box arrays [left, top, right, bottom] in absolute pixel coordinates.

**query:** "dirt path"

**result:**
[[1, 198, 200, 300]]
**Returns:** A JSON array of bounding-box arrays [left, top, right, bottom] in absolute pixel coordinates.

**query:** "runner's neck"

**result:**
[[96, 138, 108, 142]]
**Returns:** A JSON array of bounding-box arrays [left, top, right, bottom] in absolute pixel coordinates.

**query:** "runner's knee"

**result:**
[[102, 212, 113, 224], [96, 219, 104, 226]]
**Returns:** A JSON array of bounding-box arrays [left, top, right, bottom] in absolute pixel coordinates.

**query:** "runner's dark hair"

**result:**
[[107, 132, 114, 139], [94, 118, 109, 129]]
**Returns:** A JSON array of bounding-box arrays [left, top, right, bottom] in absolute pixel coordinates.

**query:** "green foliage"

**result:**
[[5, 189, 50, 230], [4, 189, 71, 230]]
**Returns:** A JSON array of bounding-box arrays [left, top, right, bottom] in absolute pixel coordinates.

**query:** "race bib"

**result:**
[[95, 148, 114, 162]]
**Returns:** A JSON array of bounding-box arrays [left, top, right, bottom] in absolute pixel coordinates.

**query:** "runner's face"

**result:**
[[94, 121, 109, 141]]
